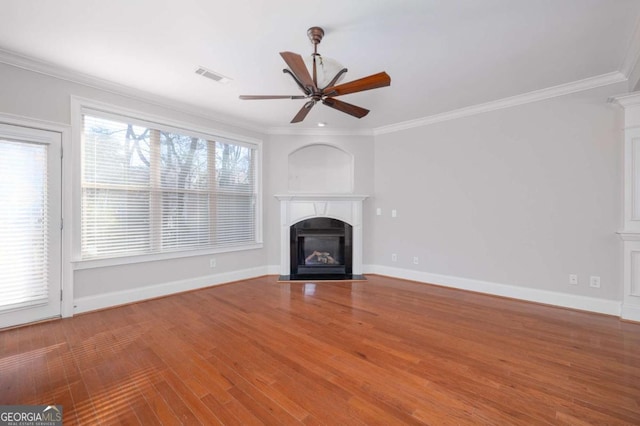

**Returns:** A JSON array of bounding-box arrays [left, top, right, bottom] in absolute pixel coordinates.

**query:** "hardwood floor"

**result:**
[[1, 274, 639, 425]]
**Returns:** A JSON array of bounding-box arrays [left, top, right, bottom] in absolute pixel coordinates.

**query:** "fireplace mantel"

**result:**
[[275, 194, 369, 278]]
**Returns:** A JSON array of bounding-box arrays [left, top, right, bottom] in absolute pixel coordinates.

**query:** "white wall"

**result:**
[[288, 144, 354, 193], [0, 59, 629, 316], [371, 83, 625, 303], [263, 133, 375, 266], [0, 62, 269, 311]]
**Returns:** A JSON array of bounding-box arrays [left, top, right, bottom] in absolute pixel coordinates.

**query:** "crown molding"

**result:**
[[0, 48, 267, 135], [609, 91, 640, 108], [618, 231, 640, 241], [373, 71, 627, 135], [621, 16, 640, 79], [0, 47, 630, 139], [266, 126, 373, 136], [0, 110, 70, 131]]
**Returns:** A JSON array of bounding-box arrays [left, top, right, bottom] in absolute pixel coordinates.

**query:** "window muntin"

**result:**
[[81, 112, 258, 261]]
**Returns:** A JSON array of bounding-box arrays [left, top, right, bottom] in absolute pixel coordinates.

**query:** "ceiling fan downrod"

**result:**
[[307, 27, 324, 90]]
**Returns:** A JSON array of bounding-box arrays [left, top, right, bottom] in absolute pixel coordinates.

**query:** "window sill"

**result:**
[[72, 243, 263, 270]]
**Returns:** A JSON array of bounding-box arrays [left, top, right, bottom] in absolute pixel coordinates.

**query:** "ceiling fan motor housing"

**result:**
[[307, 27, 325, 45]]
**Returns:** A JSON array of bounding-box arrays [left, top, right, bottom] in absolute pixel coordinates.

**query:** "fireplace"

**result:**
[[290, 217, 352, 279], [275, 194, 367, 281]]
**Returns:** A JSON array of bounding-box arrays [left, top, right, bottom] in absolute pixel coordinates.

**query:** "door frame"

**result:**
[[0, 112, 73, 320]]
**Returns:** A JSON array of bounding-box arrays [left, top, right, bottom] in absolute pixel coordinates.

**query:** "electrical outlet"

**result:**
[[376, 208, 382, 216], [391, 253, 397, 262], [589, 276, 600, 288], [413, 256, 419, 265], [569, 274, 578, 285], [209, 258, 217, 268]]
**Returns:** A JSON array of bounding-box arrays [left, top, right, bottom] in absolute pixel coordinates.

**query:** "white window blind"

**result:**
[[0, 139, 49, 311], [81, 112, 258, 260]]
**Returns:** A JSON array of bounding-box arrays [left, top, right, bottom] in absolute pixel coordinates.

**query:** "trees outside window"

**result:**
[[81, 113, 258, 260]]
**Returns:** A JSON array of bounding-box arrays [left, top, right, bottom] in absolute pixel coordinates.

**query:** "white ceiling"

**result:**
[[1, 0, 640, 132]]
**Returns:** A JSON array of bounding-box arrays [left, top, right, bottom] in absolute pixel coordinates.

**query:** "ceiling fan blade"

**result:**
[[291, 100, 315, 123], [322, 98, 370, 118], [239, 95, 307, 100], [280, 51, 316, 92], [324, 71, 391, 97]]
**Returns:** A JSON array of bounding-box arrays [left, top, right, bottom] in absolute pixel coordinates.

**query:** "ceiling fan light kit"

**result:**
[[303, 27, 345, 89], [239, 26, 391, 124]]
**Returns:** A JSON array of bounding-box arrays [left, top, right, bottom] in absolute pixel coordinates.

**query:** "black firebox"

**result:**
[[288, 217, 353, 280]]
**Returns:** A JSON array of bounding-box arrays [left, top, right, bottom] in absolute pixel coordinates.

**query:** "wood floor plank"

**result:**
[[159, 368, 225, 425], [1, 274, 639, 424], [205, 352, 304, 424], [135, 378, 182, 426], [201, 392, 254, 426], [152, 379, 201, 424], [66, 379, 96, 425]]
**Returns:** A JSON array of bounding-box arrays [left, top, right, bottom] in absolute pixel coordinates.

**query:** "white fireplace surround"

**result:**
[[275, 194, 368, 277]]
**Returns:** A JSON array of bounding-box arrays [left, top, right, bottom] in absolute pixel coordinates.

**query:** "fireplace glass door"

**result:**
[[290, 217, 352, 278]]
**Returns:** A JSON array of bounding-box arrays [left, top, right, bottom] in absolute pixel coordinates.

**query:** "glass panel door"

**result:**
[[0, 123, 61, 329]]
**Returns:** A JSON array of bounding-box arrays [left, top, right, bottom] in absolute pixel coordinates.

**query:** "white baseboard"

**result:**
[[73, 266, 270, 314], [73, 264, 623, 318], [267, 264, 281, 275], [621, 304, 640, 322], [363, 265, 621, 317]]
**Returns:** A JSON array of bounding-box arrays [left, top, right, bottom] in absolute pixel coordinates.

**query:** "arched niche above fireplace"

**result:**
[[288, 144, 354, 193]]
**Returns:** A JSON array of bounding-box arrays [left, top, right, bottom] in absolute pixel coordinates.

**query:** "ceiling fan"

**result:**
[[239, 27, 391, 124]]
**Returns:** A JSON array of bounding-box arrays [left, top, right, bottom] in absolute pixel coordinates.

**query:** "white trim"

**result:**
[[610, 92, 640, 109], [1, 47, 628, 139], [267, 264, 281, 275], [267, 126, 373, 136], [274, 194, 369, 201], [276, 195, 368, 277], [271, 70, 625, 136], [373, 72, 627, 135], [0, 48, 265, 135], [0, 111, 68, 131], [633, 136, 640, 221], [72, 263, 626, 318], [618, 231, 640, 241], [73, 266, 269, 314], [61, 120, 74, 318], [363, 265, 621, 316], [70, 96, 264, 265], [287, 143, 355, 194], [0, 112, 75, 319], [629, 63, 640, 92], [73, 243, 264, 270], [71, 96, 263, 145], [620, 16, 640, 81], [621, 303, 640, 322]]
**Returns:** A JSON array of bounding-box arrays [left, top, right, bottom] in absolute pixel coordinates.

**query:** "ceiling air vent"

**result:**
[[195, 67, 232, 84]]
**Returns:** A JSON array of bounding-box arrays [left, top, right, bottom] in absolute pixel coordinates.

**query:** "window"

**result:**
[[79, 108, 260, 261]]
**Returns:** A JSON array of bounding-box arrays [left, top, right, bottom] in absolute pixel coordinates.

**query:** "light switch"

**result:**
[[391, 209, 397, 218]]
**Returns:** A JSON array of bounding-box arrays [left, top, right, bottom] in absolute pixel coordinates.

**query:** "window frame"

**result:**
[[71, 97, 263, 270]]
